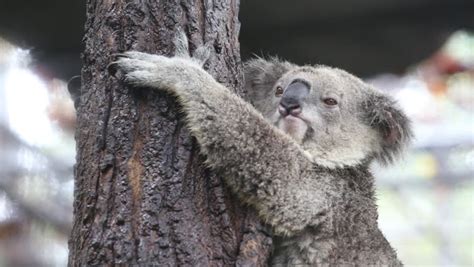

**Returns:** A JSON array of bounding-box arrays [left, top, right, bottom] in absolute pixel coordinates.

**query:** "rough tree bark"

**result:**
[[68, 0, 272, 266]]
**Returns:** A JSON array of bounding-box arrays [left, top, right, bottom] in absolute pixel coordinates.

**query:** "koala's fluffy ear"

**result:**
[[364, 93, 413, 164], [244, 57, 295, 101]]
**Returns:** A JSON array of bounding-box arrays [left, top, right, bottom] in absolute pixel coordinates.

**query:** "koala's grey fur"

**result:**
[[111, 32, 411, 266]]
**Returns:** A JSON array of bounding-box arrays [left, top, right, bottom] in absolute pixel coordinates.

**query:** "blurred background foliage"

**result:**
[[0, 0, 473, 266]]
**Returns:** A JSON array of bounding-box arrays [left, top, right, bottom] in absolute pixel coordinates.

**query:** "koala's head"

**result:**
[[244, 58, 412, 167]]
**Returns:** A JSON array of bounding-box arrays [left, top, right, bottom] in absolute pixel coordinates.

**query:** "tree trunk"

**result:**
[[68, 0, 272, 266]]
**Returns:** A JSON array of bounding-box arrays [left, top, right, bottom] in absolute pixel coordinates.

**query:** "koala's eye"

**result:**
[[275, 86, 284, 97], [323, 98, 338, 106]]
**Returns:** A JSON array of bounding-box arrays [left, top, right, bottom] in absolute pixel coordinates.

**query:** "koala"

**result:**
[[110, 32, 411, 266]]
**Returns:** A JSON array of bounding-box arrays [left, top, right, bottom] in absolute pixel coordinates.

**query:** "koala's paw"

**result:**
[[109, 51, 171, 88], [109, 30, 211, 90]]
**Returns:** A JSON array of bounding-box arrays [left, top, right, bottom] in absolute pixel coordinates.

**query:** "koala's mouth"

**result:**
[[278, 115, 309, 143]]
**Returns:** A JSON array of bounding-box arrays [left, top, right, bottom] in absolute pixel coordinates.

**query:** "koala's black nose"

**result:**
[[279, 81, 309, 117]]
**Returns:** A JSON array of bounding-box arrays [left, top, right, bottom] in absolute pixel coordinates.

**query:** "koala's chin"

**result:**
[[277, 115, 308, 143]]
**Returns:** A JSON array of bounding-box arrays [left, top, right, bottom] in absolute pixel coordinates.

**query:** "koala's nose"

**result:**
[[279, 81, 309, 117]]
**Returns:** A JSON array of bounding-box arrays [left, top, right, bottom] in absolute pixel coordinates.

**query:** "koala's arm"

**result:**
[[111, 50, 328, 235]]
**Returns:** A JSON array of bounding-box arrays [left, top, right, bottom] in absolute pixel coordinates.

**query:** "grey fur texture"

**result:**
[[110, 32, 411, 266]]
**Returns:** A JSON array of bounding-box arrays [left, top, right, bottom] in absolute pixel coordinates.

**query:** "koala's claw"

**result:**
[[114, 53, 128, 59], [108, 53, 141, 77], [108, 62, 119, 77]]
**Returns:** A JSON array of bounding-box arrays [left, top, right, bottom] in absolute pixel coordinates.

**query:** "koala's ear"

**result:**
[[364, 93, 413, 164], [244, 57, 294, 99]]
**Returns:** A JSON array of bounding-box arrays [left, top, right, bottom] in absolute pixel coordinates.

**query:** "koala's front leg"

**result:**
[[109, 51, 207, 96], [110, 31, 211, 96]]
